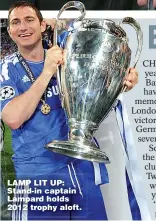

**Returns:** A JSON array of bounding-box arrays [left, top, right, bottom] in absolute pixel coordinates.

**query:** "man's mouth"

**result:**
[[18, 33, 33, 38]]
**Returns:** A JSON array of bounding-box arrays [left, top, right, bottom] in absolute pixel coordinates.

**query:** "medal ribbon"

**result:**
[[16, 51, 50, 114]]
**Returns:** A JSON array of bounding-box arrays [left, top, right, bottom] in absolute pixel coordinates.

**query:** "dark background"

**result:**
[[0, 0, 141, 10]]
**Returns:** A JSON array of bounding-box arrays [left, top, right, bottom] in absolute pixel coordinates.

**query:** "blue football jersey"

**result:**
[[0, 53, 73, 178]]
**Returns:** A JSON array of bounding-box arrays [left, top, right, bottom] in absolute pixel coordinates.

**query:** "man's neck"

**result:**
[[18, 43, 45, 62]]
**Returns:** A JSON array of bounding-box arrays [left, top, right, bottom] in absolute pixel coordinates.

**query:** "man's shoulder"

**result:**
[[1, 52, 21, 82], [2, 52, 19, 65]]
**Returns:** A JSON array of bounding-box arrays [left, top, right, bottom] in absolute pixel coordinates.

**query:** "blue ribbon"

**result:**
[[115, 96, 151, 220]]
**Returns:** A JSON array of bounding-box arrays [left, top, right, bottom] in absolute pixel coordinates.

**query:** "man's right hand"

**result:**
[[2, 45, 64, 129], [43, 45, 64, 77], [137, 0, 156, 7]]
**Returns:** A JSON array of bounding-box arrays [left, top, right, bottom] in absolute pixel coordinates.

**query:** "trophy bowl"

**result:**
[[46, 2, 143, 163]]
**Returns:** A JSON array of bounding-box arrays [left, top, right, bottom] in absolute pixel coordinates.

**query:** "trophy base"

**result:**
[[46, 140, 110, 163]]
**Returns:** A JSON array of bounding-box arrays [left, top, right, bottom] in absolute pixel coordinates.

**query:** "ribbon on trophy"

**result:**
[[115, 96, 151, 220]]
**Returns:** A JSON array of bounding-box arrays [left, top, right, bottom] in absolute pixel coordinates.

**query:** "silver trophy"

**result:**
[[46, 1, 143, 163]]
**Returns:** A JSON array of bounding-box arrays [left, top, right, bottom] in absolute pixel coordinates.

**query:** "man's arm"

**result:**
[[2, 72, 52, 129], [2, 46, 63, 129]]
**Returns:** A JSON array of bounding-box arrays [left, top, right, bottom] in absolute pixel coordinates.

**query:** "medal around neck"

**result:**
[[41, 103, 51, 115], [46, 1, 143, 163]]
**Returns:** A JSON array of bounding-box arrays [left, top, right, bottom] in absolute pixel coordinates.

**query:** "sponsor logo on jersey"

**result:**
[[47, 85, 59, 97]]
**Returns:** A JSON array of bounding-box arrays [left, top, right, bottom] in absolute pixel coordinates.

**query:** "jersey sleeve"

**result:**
[[0, 58, 19, 111]]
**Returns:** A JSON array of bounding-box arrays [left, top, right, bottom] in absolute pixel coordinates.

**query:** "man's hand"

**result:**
[[42, 45, 64, 77], [137, 0, 156, 7], [44, 19, 67, 30], [123, 68, 138, 91]]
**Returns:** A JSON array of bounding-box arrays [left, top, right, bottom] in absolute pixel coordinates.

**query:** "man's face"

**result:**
[[8, 6, 46, 48]]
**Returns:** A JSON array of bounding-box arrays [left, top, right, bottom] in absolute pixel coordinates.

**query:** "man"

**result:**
[[1, 1, 139, 220]]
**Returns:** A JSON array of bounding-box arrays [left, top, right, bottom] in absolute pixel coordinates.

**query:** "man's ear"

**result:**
[[41, 19, 46, 33], [7, 27, 15, 43], [7, 27, 12, 37]]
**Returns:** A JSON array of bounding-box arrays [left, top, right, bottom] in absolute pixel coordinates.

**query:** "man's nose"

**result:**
[[19, 21, 28, 30]]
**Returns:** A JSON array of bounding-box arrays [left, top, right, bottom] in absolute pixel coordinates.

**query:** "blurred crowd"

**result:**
[[0, 19, 7, 28], [0, 19, 17, 59], [1, 31, 17, 58]]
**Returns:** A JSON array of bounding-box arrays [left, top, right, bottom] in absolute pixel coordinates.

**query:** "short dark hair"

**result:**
[[8, 1, 43, 26]]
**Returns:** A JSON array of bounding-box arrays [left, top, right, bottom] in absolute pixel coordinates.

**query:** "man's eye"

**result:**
[[11, 20, 20, 25], [27, 19, 34, 23]]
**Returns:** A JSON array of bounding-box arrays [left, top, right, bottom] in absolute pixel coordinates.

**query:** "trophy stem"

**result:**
[[45, 119, 110, 163]]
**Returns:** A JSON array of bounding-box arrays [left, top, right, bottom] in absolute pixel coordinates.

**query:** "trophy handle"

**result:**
[[121, 17, 143, 68], [53, 1, 86, 105], [121, 17, 143, 92], [57, 1, 86, 22]]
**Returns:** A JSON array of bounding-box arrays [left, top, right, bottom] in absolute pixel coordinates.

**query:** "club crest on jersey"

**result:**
[[0, 86, 15, 100]]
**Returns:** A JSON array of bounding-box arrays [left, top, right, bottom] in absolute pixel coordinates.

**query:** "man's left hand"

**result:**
[[123, 68, 138, 91]]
